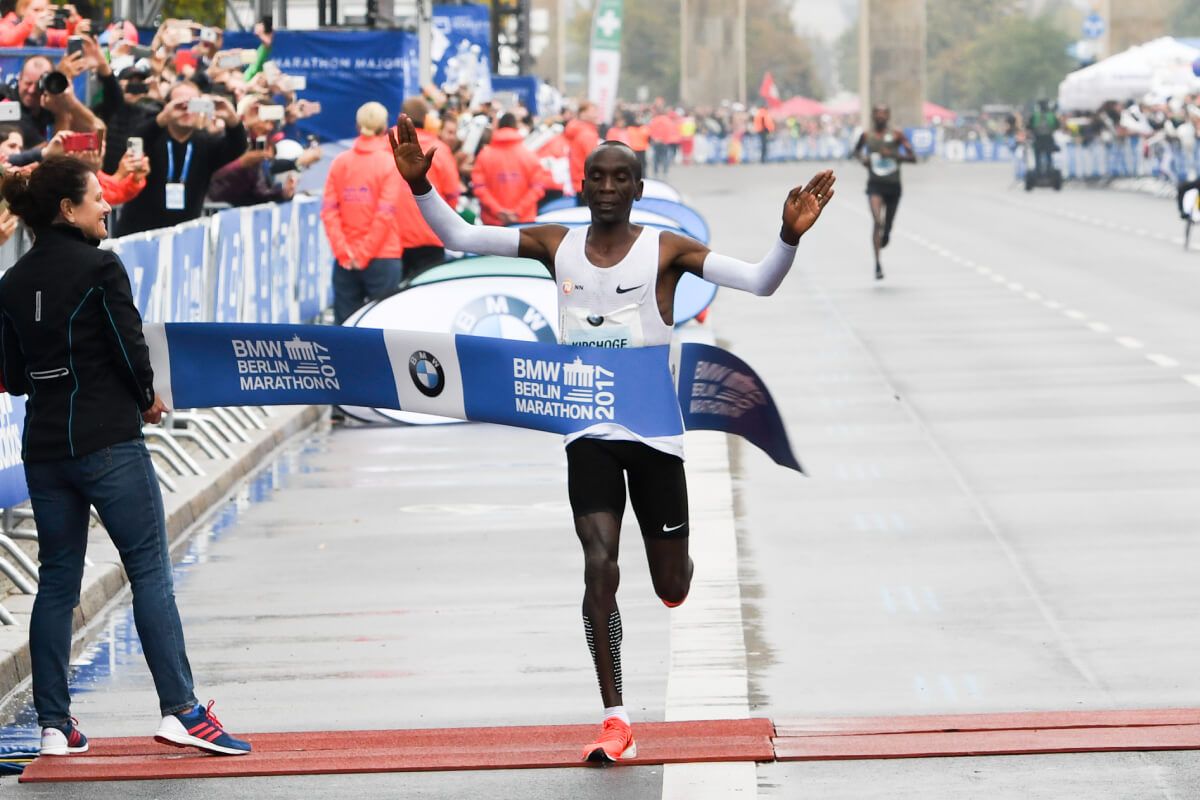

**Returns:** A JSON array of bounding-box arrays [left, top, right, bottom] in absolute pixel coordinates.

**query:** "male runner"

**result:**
[[390, 113, 835, 762], [853, 104, 915, 281]]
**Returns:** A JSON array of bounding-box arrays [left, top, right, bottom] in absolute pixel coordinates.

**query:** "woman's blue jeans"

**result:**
[[26, 439, 196, 727]]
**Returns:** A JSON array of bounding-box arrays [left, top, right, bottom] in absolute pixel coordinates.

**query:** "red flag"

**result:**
[[758, 71, 781, 108]]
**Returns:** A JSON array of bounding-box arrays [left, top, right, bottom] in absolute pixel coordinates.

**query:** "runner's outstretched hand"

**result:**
[[781, 170, 836, 245], [389, 113, 436, 194]]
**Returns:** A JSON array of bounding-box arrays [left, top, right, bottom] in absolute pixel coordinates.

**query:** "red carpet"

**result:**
[[773, 708, 1200, 761], [20, 709, 1200, 782], [19, 718, 775, 783]]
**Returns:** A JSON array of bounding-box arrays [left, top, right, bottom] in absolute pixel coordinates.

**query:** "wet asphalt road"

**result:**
[[4, 160, 1200, 798]]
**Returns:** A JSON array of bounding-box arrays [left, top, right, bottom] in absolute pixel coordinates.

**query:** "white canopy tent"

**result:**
[[1058, 37, 1200, 111]]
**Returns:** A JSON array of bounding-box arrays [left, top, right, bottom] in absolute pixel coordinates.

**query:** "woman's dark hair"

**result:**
[[1, 156, 94, 229]]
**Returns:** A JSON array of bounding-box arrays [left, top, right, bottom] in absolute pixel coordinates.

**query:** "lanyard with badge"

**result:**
[[165, 140, 194, 211]]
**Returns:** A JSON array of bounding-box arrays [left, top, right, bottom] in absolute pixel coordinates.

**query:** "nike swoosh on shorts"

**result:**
[[662, 522, 686, 533]]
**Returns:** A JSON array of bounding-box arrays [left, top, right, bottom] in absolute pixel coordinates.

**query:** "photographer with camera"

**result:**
[[114, 80, 245, 235], [3, 53, 99, 149]]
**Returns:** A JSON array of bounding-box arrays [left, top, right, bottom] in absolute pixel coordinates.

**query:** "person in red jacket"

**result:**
[[471, 113, 544, 226], [648, 109, 677, 178], [564, 101, 600, 205], [321, 101, 403, 324], [535, 128, 571, 209], [386, 95, 462, 277], [0, 0, 78, 48]]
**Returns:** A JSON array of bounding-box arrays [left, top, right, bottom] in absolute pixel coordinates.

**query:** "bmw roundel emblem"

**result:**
[[408, 350, 445, 397], [452, 294, 558, 344]]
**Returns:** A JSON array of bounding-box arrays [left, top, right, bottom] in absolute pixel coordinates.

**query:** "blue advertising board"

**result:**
[[432, 3, 492, 98], [225, 30, 419, 143], [212, 208, 245, 322], [116, 236, 161, 320], [490, 75, 539, 116]]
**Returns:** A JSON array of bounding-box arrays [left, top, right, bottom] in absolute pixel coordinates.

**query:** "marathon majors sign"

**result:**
[[143, 323, 802, 471]]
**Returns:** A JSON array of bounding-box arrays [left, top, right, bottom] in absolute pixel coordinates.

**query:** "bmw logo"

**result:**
[[408, 350, 445, 397], [453, 295, 558, 344], [586, 314, 605, 327]]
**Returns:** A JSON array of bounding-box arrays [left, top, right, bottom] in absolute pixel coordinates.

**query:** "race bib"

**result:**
[[560, 304, 642, 349], [870, 152, 898, 177], [166, 183, 186, 211]]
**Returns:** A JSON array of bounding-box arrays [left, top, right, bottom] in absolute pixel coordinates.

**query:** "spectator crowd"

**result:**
[[0, 12, 322, 249]]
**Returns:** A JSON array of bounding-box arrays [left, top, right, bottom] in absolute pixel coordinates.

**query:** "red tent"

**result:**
[[923, 101, 957, 122], [771, 96, 827, 118]]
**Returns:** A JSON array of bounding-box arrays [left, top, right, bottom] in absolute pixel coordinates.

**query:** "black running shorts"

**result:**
[[566, 438, 689, 539]]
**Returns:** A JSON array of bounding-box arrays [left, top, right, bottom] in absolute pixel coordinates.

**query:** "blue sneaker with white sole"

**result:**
[[155, 700, 251, 756]]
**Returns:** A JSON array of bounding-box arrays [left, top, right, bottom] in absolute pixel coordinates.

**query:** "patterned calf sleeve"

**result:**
[[582, 609, 624, 696]]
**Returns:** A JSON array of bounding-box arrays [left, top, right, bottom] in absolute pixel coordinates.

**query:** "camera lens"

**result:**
[[40, 71, 69, 95]]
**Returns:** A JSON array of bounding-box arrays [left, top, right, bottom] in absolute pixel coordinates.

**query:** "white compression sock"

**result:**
[[603, 705, 630, 725]]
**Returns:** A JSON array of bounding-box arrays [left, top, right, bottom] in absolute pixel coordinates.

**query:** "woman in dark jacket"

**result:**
[[0, 157, 251, 757]]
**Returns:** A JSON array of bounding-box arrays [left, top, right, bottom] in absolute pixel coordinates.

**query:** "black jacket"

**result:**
[[0, 225, 155, 462], [113, 119, 247, 237], [93, 73, 162, 174]]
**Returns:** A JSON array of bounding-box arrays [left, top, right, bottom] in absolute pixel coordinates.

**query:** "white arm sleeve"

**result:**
[[413, 186, 520, 257], [701, 236, 798, 297]]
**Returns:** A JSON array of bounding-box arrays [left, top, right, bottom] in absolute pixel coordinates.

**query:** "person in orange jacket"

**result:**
[[535, 127, 571, 209], [387, 95, 461, 277], [321, 101, 404, 324], [624, 112, 650, 178], [648, 109, 677, 178], [752, 105, 776, 163], [564, 101, 600, 204], [471, 113, 544, 226]]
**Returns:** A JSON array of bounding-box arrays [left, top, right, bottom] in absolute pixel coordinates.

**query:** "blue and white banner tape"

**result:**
[[144, 323, 802, 472]]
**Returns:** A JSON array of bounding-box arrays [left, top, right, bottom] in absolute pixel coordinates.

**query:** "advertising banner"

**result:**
[[212, 208, 245, 323], [0, 394, 26, 509], [432, 3, 493, 100], [146, 322, 801, 471], [587, 0, 623, 124]]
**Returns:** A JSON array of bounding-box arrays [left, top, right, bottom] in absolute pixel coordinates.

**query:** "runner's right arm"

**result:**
[[390, 114, 564, 273]]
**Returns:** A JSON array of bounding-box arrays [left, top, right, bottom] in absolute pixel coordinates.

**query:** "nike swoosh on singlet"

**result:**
[[615, 284, 645, 294]]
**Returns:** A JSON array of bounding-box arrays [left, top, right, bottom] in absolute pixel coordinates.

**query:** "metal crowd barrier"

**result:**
[[0, 196, 334, 625]]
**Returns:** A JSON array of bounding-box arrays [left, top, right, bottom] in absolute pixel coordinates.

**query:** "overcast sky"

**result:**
[[790, 0, 857, 40]]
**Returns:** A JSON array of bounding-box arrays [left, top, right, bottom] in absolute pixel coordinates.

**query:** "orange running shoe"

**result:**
[[582, 717, 637, 762]]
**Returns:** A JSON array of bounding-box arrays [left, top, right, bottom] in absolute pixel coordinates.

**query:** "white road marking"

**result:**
[[1146, 354, 1180, 368], [1025, 291, 1043, 301], [1115, 337, 1144, 350], [1185, 375, 1200, 388], [663, 333, 755, 799], [1088, 322, 1111, 333], [1043, 300, 1063, 310], [1064, 309, 1086, 320]]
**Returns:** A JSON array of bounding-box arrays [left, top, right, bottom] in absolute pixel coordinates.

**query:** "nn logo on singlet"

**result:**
[[231, 336, 341, 392], [511, 357, 616, 421]]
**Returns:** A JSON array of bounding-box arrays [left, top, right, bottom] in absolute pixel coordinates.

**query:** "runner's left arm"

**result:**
[[896, 131, 918, 163], [671, 171, 835, 296]]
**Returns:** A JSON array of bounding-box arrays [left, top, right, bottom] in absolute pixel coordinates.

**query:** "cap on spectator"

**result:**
[[175, 49, 199, 73], [274, 138, 303, 164]]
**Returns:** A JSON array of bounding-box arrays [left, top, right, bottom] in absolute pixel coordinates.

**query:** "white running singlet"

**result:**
[[554, 225, 684, 459]]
